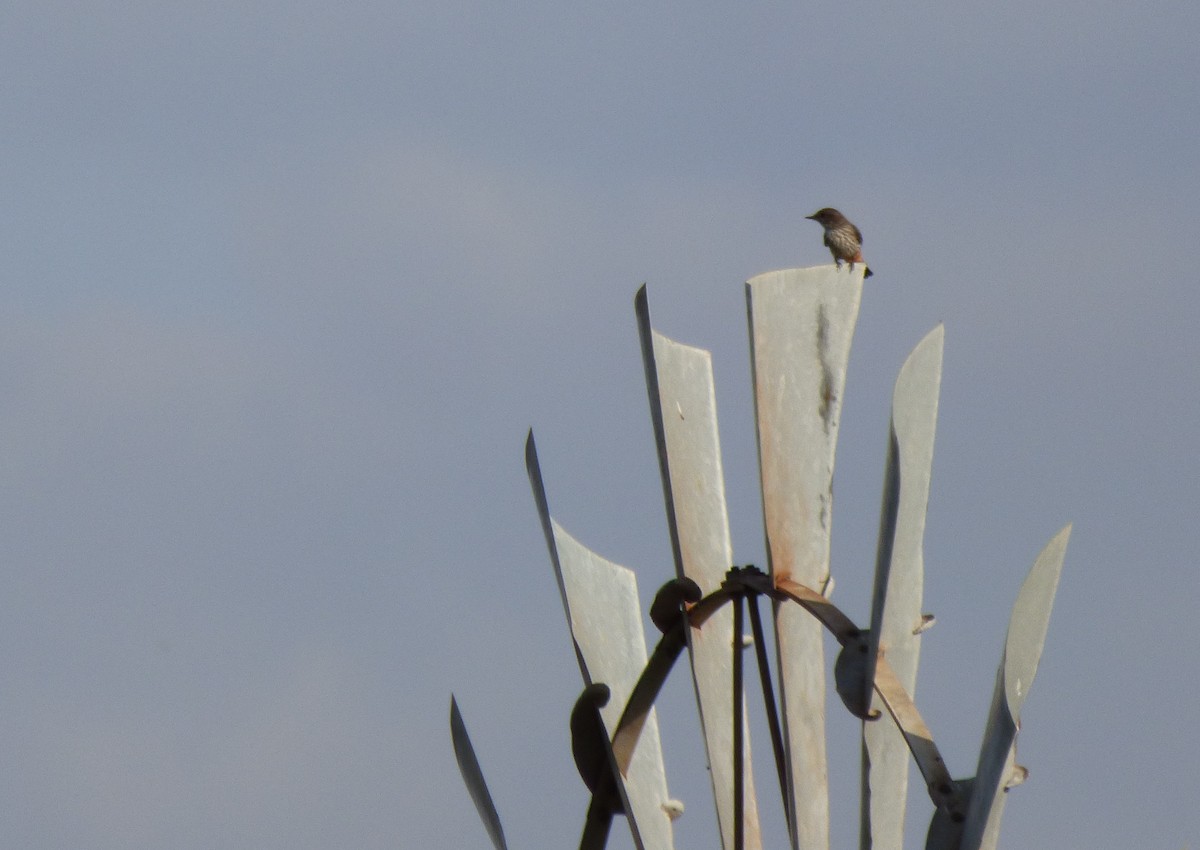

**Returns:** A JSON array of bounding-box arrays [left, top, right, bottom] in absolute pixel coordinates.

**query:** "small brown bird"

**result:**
[[806, 208, 873, 278]]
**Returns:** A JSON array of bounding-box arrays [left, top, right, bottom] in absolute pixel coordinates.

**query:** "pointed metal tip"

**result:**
[[634, 283, 651, 326], [524, 429, 539, 470], [910, 323, 946, 359], [449, 693, 466, 736], [1000, 524, 1072, 716], [449, 696, 510, 850]]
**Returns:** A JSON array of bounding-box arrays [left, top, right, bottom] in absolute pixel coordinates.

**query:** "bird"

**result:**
[[806, 208, 873, 278]]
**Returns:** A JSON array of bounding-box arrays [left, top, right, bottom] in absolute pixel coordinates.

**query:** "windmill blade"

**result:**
[[450, 695, 509, 850], [956, 524, 1072, 850], [745, 264, 864, 850], [861, 325, 944, 850], [636, 285, 761, 850], [525, 431, 677, 850]]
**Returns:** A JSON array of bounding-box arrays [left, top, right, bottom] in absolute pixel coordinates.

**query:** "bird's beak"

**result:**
[[804, 213, 817, 220]]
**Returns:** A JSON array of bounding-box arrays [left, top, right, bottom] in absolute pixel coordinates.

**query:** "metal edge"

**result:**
[[635, 285, 685, 581], [450, 695, 510, 850], [526, 430, 573, 630]]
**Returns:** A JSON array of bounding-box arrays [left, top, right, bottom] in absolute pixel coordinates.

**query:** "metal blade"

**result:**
[[746, 264, 864, 850], [957, 524, 1072, 850], [861, 325, 944, 850], [636, 285, 761, 850], [450, 695, 509, 850], [525, 431, 678, 850]]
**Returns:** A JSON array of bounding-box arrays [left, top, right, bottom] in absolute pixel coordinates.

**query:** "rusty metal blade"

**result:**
[[526, 431, 677, 850], [862, 325, 945, 850], [746, 264, 864, 850], [450, 696, 510, 850], [955, 524, 1072, 850], [636, 285, 761, 850]]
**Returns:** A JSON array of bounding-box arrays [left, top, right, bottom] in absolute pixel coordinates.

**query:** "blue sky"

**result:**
[[1, 1, 1197, 847]]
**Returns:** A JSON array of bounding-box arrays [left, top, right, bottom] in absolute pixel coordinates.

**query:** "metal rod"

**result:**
[[747, 591, 792, 840], [610, 620, 689, 775], [732, 589, 745, 850], [578, 795, 614, 850]]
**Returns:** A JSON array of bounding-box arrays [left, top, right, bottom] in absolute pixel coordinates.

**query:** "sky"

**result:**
[[1, 1, 1198, 848]]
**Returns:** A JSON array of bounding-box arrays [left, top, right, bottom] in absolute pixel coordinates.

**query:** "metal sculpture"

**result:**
[[451, 265, 1070, 850]]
